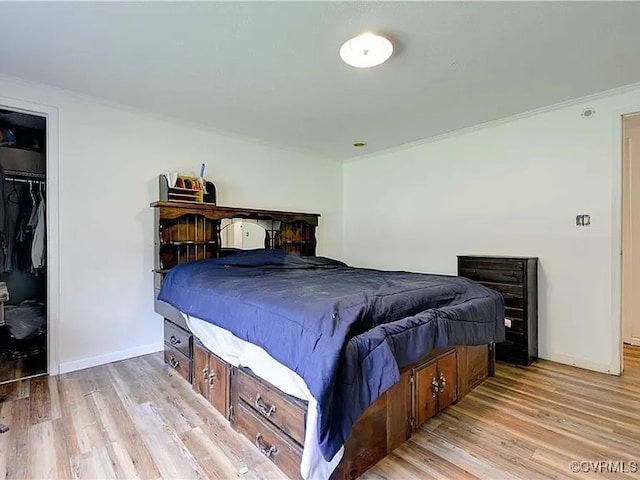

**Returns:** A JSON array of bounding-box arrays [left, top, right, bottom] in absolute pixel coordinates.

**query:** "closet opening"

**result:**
[[0, 108, 47, 384], [622, 113, 640, 374]]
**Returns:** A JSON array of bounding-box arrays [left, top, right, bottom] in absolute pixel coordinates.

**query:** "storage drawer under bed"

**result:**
[[233, 399, 303, 480], [164, 345, 192, 383], [164, 319, 192, 358], [232, 367, 307, 445]]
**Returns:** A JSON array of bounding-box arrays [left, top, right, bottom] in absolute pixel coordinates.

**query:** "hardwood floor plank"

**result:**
[[0, 399, 13, 478], [130, 401, 207, 479], [180, 426, 241, 480], [29, 420, 56, 479], [5, 397, 30, 479], [89, 378, 161, 479], [2, 348, 640, 480], [29, 376, 51, 425]]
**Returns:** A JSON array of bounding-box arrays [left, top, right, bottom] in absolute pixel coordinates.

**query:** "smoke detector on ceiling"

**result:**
[[581, 108, 596, 119]]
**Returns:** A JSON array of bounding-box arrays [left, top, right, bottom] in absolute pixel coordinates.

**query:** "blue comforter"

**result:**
[[158, 250, 504, 460]]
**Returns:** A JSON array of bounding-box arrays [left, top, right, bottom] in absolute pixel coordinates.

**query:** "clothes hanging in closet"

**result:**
[[31, 193, 45, 270], [1, 176, 46, 274], [4, 179, 22, 272]]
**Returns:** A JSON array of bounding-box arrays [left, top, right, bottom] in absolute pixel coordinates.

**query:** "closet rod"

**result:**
[[3, 169, 45, 181], [5, 177, 45, 185]]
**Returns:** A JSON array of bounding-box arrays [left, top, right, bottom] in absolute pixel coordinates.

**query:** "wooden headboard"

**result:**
[[151, 201, 320, 275]]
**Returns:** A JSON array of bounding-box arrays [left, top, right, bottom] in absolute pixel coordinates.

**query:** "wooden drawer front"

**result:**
[[496, 341, 532, 365], [193, 342, 210, 400], [437, 352, 458, 411], [413, 361, 437, 428], [506, 330, 526, 345], [459, 267, 523, 284], [505, 315, 525, 333], [164, 346, 191, 382], [208, 353, 230, 417], [505, 307, 524, 320], [164, 320, 191, 358], [235, 368, 306, 445], [479, 281, 524, 308], [235, 400, 302, 480], [458, 257, 524, 272]]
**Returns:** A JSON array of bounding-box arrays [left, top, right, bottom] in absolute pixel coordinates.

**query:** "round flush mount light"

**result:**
[[352, 141, 367, 147], [339, 33, 393, 68]]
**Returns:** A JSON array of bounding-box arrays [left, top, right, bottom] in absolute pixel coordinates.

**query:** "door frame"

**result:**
[[0, 95, 60, 376], [613, 105, 640, 375]]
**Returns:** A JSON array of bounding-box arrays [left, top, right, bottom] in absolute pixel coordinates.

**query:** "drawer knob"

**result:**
[[208, 372, 218, 384], [431, 377, 440, 398], [439, 373, 447, 391], [169, 335, 181, 346], [169, 356, 179, 369], [255, 433, 277, 458], [202, 367, 209, 379], [255, 394, 277, 418]]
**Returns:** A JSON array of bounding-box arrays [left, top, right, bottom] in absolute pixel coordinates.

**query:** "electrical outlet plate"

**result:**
[[576, 214, 591, 226]]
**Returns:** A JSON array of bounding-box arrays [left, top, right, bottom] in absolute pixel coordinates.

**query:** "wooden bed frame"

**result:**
[[152, 201, 495, 479]]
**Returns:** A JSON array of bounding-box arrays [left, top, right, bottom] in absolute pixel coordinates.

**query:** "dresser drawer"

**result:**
[[164, 345, 191, 382], [458, 257, 524, 271], [164, 319, 191, 358], [496, 340, 533, 365], [234, 400, 303, 480], [233, 367, 307, 445], [479, 281, 524, 308], [504, 315, 525, 333], [459, 267, 523, 284], [505, 330, 525, 344]]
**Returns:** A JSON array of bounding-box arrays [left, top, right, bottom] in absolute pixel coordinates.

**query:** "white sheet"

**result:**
[[185, 315, 344, 480]]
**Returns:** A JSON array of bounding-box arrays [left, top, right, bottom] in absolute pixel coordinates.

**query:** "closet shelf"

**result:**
[[0, 145, 44, 154]]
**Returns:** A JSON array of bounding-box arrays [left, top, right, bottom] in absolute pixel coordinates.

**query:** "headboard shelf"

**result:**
[[152, 202, 320, 272], [150, 201, 320, 225]]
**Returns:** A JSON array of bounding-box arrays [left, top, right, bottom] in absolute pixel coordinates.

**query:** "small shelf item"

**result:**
[[159, 173, 216, 204]]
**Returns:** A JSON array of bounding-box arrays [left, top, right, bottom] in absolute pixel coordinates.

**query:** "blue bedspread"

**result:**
[[158, 250, 504, 460]]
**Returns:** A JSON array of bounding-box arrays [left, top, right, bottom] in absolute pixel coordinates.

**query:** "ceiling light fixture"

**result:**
[[339, 33, 393, 68], [353, 141, 367, 147]]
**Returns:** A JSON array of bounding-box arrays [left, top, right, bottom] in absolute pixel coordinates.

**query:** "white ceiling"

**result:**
[[1, 2, 640, 160]]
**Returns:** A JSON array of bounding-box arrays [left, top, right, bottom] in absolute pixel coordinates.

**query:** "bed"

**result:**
[[151, 202, 504, 480]]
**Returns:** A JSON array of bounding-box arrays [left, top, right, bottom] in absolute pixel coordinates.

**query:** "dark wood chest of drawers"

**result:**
[[458, 256, 538, 365]]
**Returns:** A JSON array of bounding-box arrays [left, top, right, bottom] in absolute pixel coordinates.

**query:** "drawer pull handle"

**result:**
[[255, 433, 277, 458], [431, 377, 440, 398], [255, 394, 277, 418], [169, 356, 179, 369], [169, 335, 181, 346], [208, 372, 217, 384], [202, 367, 209, 379], [439, 373, 447, 391]]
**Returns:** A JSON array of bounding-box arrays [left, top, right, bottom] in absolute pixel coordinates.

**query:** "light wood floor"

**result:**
[[1, 346, 639, 479]]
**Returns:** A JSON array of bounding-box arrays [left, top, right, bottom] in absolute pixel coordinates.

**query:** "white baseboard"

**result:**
[[625, 336, 640, 347], [542, 352, 619, 375], [58, 342, 164, 375]]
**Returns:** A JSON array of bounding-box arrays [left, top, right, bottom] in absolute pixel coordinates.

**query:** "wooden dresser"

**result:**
[[458, 256, 538, 366]]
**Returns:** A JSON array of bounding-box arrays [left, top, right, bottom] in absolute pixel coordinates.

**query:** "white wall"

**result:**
[[344, 85, 640, 375], [0, 74, 342, 373]]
